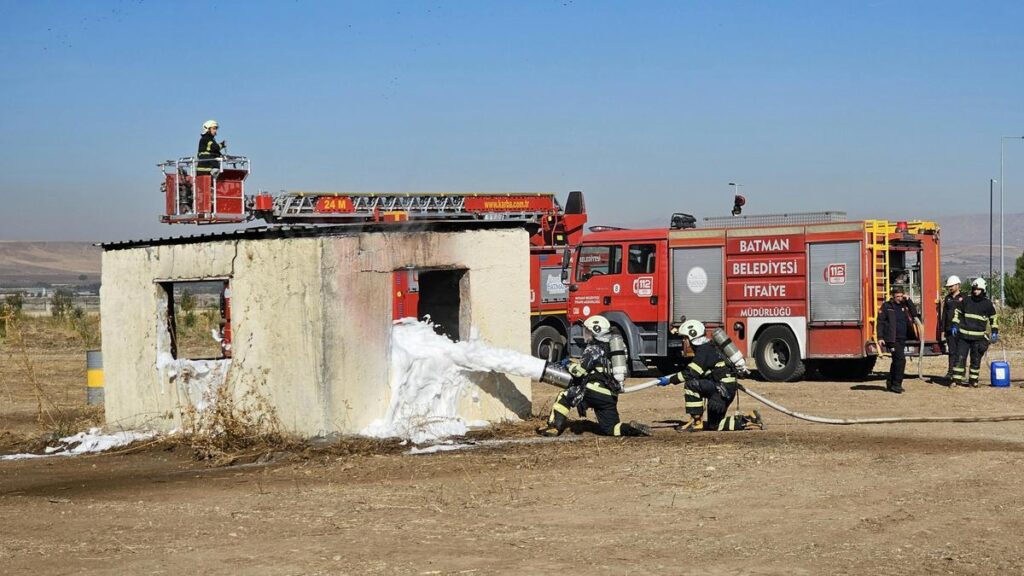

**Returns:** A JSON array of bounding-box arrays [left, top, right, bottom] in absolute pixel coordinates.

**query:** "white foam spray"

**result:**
[[361, 318, 546, 443]]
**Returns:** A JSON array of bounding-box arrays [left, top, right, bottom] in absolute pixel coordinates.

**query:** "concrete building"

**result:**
[[100, 223, 533, 437]]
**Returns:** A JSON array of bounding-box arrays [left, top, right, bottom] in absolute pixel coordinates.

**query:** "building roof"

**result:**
[[99, 220, 535, 251]]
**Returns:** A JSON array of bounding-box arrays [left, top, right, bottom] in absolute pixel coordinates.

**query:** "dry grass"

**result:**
[[0, 312, 103, 439]]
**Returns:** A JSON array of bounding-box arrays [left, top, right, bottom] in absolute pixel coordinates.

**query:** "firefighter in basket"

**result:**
[[536, 315, 651, 437], [657, 319, 764, 432]]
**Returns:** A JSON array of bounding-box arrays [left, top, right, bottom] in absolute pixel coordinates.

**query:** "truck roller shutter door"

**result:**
[[808, 241, 862, 322], [672, 247, 723, 324]]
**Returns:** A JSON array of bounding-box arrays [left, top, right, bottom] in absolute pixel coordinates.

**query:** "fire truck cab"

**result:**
[[566, 213, 941, 382]]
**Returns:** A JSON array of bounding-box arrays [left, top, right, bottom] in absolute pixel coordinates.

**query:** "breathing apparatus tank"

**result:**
[[711, 327, 749, 376], [609, 332, 628, 384]]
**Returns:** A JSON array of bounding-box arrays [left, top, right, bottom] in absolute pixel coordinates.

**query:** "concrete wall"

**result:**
[[100, 228, 532, 437]]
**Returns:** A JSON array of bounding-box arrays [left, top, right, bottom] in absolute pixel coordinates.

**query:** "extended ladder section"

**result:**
[[258, 192, 561, 226]]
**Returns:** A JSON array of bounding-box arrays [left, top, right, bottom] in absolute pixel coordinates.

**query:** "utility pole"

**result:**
[[990, 179, 996, 281]]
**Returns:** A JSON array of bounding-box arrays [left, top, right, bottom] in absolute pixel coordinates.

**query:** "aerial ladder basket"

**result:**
[[159, 156, 250, 224]]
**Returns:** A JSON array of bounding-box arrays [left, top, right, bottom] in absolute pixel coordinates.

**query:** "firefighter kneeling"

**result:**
[[537, 315, 651, 437], [658, 319, 763, 432]]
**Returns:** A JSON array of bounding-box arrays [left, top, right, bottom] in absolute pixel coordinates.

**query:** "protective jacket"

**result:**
[[877, 298, 918, 343], [197, 132, 223, 173], [953, 293, 998, 341], [940, 292, 964, 333]]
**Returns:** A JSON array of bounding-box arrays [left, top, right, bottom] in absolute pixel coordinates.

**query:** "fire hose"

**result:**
[[540, 374, 1024, 425], [536, 324, 1024, 426]]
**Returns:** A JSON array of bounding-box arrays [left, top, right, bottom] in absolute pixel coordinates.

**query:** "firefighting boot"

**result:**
[[741, 410, 765, 430], [536, 424, 563, 437], [675, 417, 703, 433], [626, 421, 652, 437]]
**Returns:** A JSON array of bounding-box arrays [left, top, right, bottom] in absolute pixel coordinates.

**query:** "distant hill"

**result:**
[[0, 242, 102, 287]]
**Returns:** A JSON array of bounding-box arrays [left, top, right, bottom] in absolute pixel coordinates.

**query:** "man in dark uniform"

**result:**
[[940, 275, 964, 382], [877, 286, 918, 394], [537, 315, 651, 437], [657, 319, 763, 432], [951, 278, 999, 387]]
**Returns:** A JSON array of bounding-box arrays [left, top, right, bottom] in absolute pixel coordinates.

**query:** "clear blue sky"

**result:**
[[1, 1, 1023, 241]]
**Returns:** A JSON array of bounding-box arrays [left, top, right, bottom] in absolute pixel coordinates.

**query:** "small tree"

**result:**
[[179, 289, 197, 329], [1004, 253, 1024, 323], [4, 292, 24, 316], [50, 290, 74, 320]]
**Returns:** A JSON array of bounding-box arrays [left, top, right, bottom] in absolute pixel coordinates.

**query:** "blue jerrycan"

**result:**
[[991, 361, 1010, 388]]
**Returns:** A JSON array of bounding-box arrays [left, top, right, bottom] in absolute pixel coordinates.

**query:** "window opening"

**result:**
[[160, 280, 231, 360], [416, 269, 467, 341]]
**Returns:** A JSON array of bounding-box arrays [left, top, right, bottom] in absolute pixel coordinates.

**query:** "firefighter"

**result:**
[[536, 315, 651, 437], [877, 285, 918, 394], [940, 275, 964, 382], [656, 319, 763, 432], [951, 278, 999, 387], [197, 120, 227, 176]]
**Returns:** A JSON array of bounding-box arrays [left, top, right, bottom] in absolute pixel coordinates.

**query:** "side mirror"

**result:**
[[560, 267, 570, 284]]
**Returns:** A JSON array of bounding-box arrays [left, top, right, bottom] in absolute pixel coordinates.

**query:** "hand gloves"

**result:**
[[657, 376, 671, 386], [950, 325, 959, 337], [991, 330, 999, 343], [557, 357, 571, 368]]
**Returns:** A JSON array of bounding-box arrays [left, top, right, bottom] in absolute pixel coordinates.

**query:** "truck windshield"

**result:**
[[576, 245, 621, 281]]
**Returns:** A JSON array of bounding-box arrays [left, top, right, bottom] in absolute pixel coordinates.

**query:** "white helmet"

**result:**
[[972, 277, 987, 291], [202, 119, 219, 132], [945, 275, 961, 287], [583, 315, 612, 343], [678, 319, 706, 340]]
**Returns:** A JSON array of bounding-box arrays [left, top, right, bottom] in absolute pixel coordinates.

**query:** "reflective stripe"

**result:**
[[688, 362, 705, 375], [612, 423, 623, 436], [991, 316, 999, 329], [721, 377, 737, 383], [714, 361, 726, 368], [569, 364, 587, 377], [586, 382, 615, 396], [960, 329, 986, 337], [552, 403, 570, 416], [965, 313, 988, 321], [684, 389, 702, 397]]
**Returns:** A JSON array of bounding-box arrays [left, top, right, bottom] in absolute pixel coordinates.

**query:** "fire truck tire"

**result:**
[[754, 326, 805, 382], [531, 325, 566, 362]]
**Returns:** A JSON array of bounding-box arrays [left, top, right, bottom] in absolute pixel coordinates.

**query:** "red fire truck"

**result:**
[[158, 155, 587, 360], [566, 212, 941, 381]]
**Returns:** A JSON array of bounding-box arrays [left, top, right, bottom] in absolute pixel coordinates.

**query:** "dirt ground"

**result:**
[[4, 331, 1024, 575]]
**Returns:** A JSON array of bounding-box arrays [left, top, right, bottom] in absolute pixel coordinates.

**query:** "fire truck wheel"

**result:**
[[753, 325, 805, 382], [531, 325, 567, 362]]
